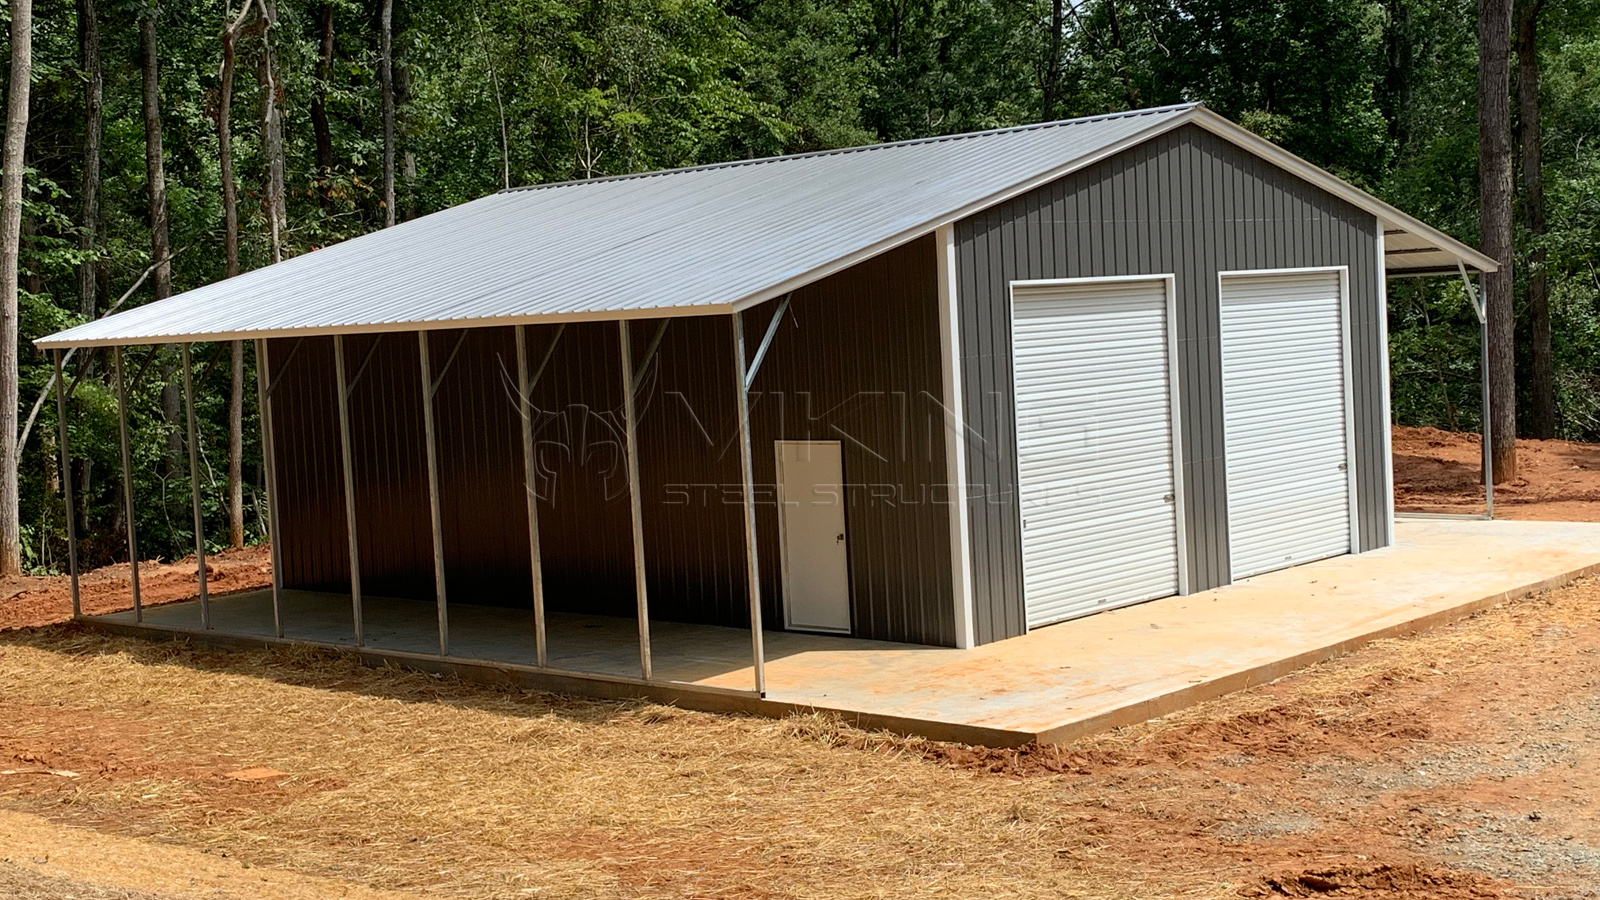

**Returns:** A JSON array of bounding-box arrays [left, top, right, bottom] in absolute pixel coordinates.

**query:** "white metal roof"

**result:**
[[38, 104, 1495, 349]]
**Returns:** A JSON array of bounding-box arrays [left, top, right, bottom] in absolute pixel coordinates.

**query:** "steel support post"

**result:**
[[418, 331, 450, 656], [114, 347, 143, 620], [1458, 263, 1494, 520], [514, 326, 548, 667], [618, 321, 652, 680], [730, 313, 766, 695], [52, 350, 81, 617], [333, 335, 364, 645], [1481, 306, 1494, 519], [181, 344, 210, 628], [255, 339, 285, 637]]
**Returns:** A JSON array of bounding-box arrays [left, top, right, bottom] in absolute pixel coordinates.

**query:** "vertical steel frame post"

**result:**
[[730, 313, 766, 695], [181, 344, 211, 628], [1479, 279, 1494, 519], [255, 339, 285, 637], [617, 321, 652, 680], [52, 350, 81, 617], [115, 347, 143, 620], [333, 335, 364, 645], [418, 331, 450, 656], [1458, 262, 1494, 519], [514, 326, 548, 667]]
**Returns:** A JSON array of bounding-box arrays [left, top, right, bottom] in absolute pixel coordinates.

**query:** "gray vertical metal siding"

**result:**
[[956, 124, 1385, 645]]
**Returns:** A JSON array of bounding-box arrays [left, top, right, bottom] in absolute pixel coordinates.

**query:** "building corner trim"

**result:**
[[937, 225, 977, 648], [1377, 220, 1396, 547]]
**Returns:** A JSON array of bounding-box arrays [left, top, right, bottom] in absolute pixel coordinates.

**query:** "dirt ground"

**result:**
[[0, 546, 272, 632], [0, 575, 1594, 898], [1393, 425, 1600, 520], [0, 430, 1595, 898]]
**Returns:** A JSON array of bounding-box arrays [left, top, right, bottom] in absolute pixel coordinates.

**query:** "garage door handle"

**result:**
[[1337, 463, 1347, 471], [1163, 493, 1175, 503]]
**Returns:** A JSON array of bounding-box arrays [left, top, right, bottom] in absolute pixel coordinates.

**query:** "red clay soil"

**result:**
[[0, 546, 271, 631], [1393, 425, 1600, 521]]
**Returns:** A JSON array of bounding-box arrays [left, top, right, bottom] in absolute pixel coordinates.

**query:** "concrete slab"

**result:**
[[84, 519, 1600, 746]]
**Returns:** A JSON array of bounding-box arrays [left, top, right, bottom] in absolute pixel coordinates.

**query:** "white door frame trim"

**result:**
[[1007, 273, 1191, 632], [1216, 264, 1361, 577], [935, 225, 977, 648], [774, 439, 851, 634]]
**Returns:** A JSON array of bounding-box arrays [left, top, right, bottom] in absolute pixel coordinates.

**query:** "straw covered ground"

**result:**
[[2, 577, 1600, 898]]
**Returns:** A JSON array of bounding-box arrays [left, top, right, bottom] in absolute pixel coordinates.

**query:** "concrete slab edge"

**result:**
[[77, 616, 1033, 745], [1030, 559, 1600, 746], [72, 558, 1600, 750]]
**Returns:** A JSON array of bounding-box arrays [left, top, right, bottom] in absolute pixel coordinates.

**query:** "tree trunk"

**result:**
[[77, 0, 103, 318], [141, 5, 171, 302], [143, 5, 182, 463], [220, 16, 240, 281], [259, 0, 286, 264], [0, 0, 32, 576], [311, 2, 334, 188], [220, 2, 256, 551], [471, 5, 509, 189], [1383, 0, 1415, 146], [1479, 0, 1517, 482], [1104, 0, 1139, 109], [380, 0, 396, 226], [1040, 0, 1063, 121], [1517, 0, 1552, 439]]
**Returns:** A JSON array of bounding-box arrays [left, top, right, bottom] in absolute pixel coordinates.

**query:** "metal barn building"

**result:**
[[39, 104, 1495, 703]]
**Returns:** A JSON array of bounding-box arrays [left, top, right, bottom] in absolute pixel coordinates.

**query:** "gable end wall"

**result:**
[[955, 123, 1386, 645]]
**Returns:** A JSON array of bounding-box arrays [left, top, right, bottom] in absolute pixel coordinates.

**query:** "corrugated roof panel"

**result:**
[[40, 106, 1195, 348], [37, 102, 1494, 348]]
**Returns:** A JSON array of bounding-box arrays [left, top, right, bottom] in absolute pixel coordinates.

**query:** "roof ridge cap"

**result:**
[[498, 104, 1201, 194]]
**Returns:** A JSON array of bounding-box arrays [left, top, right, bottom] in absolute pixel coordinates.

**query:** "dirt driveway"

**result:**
[[0, 575, 1595, 899]]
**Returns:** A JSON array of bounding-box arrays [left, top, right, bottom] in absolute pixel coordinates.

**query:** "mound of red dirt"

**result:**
[[1392, 426, 1600, 521], [1248, 863, 1504, 898]]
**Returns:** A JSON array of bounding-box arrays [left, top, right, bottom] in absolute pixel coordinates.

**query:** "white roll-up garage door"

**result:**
[[1014, 278, 1182, 629], [1220, 270, 1355, 580]]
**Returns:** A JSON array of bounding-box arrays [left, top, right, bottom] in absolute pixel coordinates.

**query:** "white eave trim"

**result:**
[[33, 302, 737, 350]]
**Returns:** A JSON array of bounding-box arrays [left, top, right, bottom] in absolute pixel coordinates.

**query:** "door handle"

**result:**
[[836, 533, 845, 542]]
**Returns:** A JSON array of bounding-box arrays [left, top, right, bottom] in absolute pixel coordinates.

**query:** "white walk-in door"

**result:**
[[1220, 270, 1354, 580], [1014, 278, 1182, 629], [776, 440, 851, 633]]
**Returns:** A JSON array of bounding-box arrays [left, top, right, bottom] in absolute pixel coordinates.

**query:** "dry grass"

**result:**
[[0, 862, 169, 900], [2, 579, 1598, 899], [0, 631, 1062, 899]]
